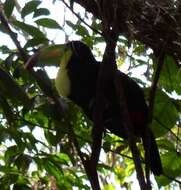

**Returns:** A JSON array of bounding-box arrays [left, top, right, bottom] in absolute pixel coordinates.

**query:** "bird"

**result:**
[[26, 40, 163, 176]]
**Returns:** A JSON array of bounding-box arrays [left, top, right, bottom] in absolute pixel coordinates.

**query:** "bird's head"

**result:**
[[25, 41, 96, 98], [66, 41, 96, 64], [25, 41, 95, 69]]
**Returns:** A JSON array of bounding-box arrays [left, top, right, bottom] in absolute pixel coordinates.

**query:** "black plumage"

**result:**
[[63, 41, 163, 176], [26, 40, 163, 175]]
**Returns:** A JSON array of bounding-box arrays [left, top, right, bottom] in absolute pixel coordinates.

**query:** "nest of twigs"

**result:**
[[74, 0, 181, 66]]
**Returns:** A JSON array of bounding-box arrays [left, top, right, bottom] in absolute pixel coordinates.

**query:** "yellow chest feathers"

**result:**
[[55, 50, 72, 97]]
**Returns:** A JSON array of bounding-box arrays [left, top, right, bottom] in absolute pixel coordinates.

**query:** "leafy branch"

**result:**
[[0, 8, 99, 190], [61, 0, 103, 37]]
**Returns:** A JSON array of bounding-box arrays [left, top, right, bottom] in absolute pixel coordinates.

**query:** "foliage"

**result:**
[[0, 0, 180, 189]]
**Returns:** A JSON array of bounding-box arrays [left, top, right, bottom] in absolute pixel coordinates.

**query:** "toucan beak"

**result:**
[[25, 44, 67, 70]]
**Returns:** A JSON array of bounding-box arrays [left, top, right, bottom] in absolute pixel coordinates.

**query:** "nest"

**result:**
[[74, 0, 181, 65]]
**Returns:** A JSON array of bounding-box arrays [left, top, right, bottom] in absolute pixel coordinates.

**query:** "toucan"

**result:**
[[26, 41, 163, 176]]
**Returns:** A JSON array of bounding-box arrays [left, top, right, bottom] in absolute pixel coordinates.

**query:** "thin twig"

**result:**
[[148, 51, 165, 122], [61, 0, 103, 36], [164, 174, 181, 185], [0, 9, 28, 61], [176, 124, 180, 152], [155, 117, 181, 143], [66, 121, 101, 190]]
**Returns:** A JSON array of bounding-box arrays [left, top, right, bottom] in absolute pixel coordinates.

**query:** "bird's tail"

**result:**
[[143, 129, 163, 176]]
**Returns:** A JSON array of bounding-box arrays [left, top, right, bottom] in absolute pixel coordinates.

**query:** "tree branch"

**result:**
[[61, 0, 103, 36], [89, 0, 150, 188], [148, 52, 165, 122], [0, 9, 27, 61], [155, 117, 181, 143]]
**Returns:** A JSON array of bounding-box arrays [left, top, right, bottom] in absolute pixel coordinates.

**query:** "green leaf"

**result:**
[[4, 0, 15, 18], [37, 101, 61, 121], [25, 110, 48, 127], [133, 44, 145, 56], [4, 53, 16, 67], [66, 21, 89, 37], [13, 183, 31, 190], [57, 153, 70, 163], [66, 20, 76, 30], [12, 175, 31, 190], [76, 24, 89, 37], [47, 154, 70, 167], [24, 37, 48, 48], [33, 69, 55, 97], [21, 0, 41, 18], [22, 132, 39, 152], [44, 160, 62, 181], [4, 145, 21, 164], [14, 154, 32, 172], [0, 67, 31, 106], [35, 18, 61, 29], [91, 19, 102, 31], [103, 184, 115, 190], [33, 8, 50, 17], [157, 139, 175, 152], [0, 23, 8, 34], [12, 21, 45, 38], [0, 94, 15, 126], [44, 130, 57, 146], [0, 45, 11, 54], [174, 99, 181, 112], [0, 172, 19, 187], [156, 151, 181, 187], [159, 55, 181, 94], [94, 36, 105, 43], [150, 89, 179, 137], [0, 127, 10, 142]]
